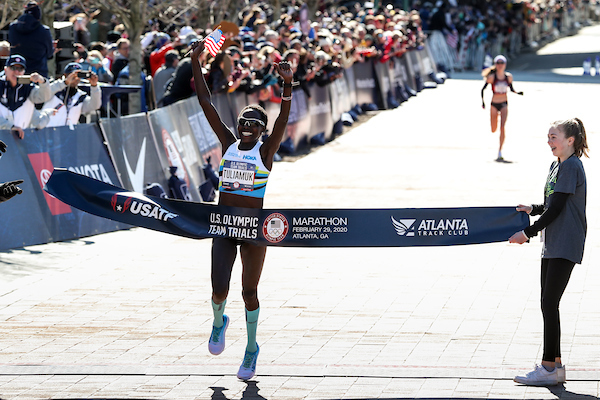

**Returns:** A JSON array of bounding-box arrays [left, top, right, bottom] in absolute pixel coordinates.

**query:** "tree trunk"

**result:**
[[1, 0, 23, 33], [306, 0, 319, 20], [196, 0, 212, 29], [97, 8, 112, 45], [41, 1, 56, 79], [126, 2, 144, 114], [271, 0, 281, 21]]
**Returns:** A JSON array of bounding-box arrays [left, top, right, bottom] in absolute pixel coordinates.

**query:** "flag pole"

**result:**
[[183, 25, 222, 58]]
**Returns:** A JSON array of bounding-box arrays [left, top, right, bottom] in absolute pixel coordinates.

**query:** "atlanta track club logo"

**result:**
[[391, 217, 416, 237], [263, 213, 289, 243], [111, 193, 132, 213]]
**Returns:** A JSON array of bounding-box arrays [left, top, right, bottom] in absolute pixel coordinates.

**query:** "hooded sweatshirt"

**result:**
[[8, 13, 54, 77]]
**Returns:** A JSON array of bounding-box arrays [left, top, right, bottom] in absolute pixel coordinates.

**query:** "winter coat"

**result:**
[[8, 13, 54, 77]]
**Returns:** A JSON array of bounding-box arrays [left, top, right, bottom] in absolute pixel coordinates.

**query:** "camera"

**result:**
[[56, 38, 76, 50], [77, 70, 91, 78], [16, 76, 31, 85]]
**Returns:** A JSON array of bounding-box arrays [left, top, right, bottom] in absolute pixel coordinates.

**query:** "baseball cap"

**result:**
[[178, 26, 195, 39], [154, 32, 170, 49], [7, 54, 26, 68], [64, 62, 82, 75], [243, 42, 257, 52]]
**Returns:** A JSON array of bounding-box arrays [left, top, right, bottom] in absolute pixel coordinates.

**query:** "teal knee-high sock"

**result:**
[[245, 307, 260, 352], [211, 299, 226, 328]]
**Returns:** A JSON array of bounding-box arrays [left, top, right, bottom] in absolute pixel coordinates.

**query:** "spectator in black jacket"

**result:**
[[161, 41, 200, 106], [110, 38, 130, 83], [8, 1, 54, 78]]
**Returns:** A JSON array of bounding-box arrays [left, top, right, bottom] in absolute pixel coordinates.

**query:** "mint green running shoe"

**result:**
[[237, 344, 259, 380], [208, 314, 229, 355]]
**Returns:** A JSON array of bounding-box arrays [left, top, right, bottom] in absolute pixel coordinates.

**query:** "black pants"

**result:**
[[541, 258, 575, 362]]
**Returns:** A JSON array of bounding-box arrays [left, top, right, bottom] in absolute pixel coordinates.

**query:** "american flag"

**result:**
[[205, 29, 226, 56], [446, 31, 459, 49]]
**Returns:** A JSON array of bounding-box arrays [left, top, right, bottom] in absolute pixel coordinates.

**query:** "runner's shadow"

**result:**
[[548, 383, 600, 399], [241, 380, 267, 399], [210, 386, 229, 399], [209, 381, 267, 400]]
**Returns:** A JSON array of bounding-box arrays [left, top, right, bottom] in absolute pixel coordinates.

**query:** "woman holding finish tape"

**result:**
[[509, 118, 588, 386], [481, 55, 523, 162], [191, 40, 293, 380]]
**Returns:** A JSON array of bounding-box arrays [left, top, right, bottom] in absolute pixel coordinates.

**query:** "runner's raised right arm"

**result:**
[[191, 41, 236, 149]]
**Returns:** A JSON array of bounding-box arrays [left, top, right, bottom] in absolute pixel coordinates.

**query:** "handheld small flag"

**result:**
[[205, 28, 226, 56]]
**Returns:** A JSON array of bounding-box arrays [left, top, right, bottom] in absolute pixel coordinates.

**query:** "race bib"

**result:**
[[495, 82, 508, 94], [221, 161, 256, 191]]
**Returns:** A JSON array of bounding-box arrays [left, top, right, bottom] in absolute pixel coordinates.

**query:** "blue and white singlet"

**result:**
[[218, 140, 270, 198]]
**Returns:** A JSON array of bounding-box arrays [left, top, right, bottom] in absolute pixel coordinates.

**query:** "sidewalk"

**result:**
[[1, 39, 600, 399]]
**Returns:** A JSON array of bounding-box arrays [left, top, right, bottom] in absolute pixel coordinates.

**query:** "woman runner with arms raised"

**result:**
[[191, 40, 293, 380]]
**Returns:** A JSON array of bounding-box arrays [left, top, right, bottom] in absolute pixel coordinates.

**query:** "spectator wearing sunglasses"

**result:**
[[191, 40, 294, 381], [0, 55, 51, 139], [33, 62, 101, 129]]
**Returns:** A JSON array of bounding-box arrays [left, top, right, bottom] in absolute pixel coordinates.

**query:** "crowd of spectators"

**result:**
[[149, 2, 429, 107], [0, 0, 589, 131], [421, 0, 587, 71]]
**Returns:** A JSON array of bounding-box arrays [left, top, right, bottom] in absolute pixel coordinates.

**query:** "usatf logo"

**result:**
[[263, 213, 289, 243], [111, 193, 132, 213], [391, 217, 416, 237], [111, 192, 178, 222]]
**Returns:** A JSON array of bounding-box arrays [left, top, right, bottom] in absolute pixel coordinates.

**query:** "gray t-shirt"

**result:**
[[541, 155, 587, 263]]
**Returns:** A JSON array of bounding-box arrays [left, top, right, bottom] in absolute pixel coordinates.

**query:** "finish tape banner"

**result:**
[[45, 169, 529, 247]]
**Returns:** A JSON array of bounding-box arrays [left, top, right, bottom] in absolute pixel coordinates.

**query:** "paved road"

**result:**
[[1, 25, 600, 399]]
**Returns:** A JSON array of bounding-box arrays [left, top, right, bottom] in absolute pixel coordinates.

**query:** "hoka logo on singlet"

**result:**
[[243, 155, 257, 160]]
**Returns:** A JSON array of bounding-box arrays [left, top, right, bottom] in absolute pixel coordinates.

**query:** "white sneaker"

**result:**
[[208, 314, 229, 355], [557, 365, 566, 383], [237, 344, 259, 380], [514, 364, 558, 386]]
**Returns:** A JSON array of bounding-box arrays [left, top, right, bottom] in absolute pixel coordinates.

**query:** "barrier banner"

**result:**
[[408, 50, 427, 90], [180, 97, 222, 170], [389, 57, 407, 100], [417, 47, 436, 76], [0, 126, 127, 250], [212, 92, 237, 134], [353, 60, 378, 107], [46, 169, 529, 248], [424, 45, 440, 75], [286, 88, 311, 150], [399, 55, 417, 93], [408, 50, 424, 81], [0, 130, 53, 249], [373, 61, 394, 109], [99, 114, 168, 195], [335, 75, 352, 115], [329, 79, 344, 124], [308, 82, 333, 141], [343, 66, 358, 108], [148, 102, 205, 201]]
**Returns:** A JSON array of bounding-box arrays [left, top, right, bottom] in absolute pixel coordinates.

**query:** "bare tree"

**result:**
[[73, 0, 202, 113], [0, 0, 23, 30]]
